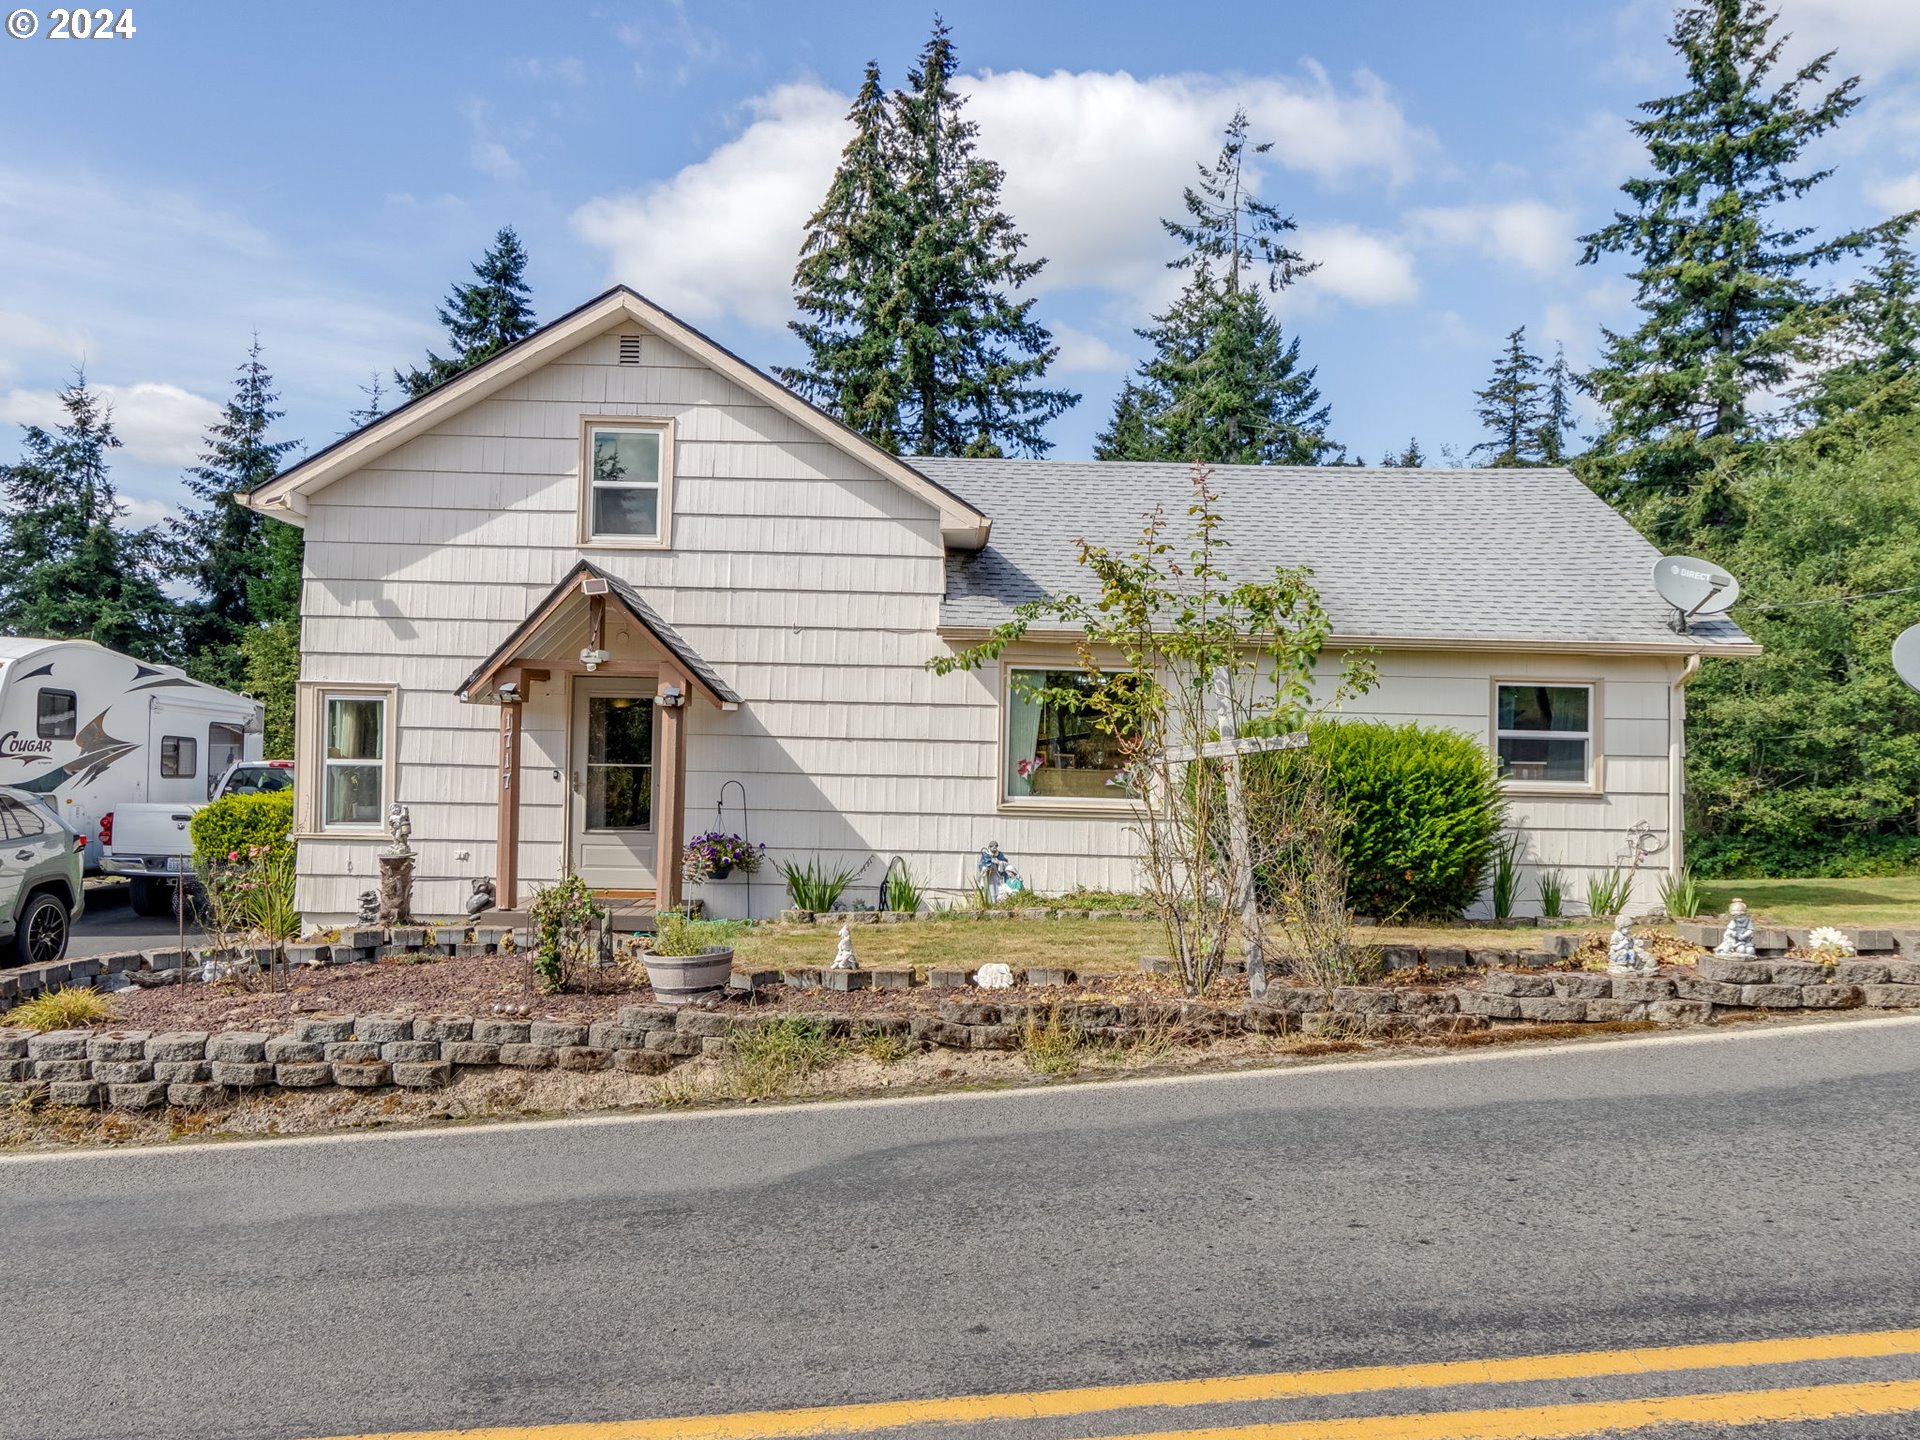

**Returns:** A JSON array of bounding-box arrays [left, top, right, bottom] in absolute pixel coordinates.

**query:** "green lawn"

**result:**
[[1697, 875, 1920, 927]]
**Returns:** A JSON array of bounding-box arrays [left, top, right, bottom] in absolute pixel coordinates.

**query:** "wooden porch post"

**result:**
[[654, 667, 688, 915], [493, 666, 545, 913]]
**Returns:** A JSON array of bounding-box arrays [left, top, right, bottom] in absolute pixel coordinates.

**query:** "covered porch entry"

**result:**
[[457, 560, 741, 916]]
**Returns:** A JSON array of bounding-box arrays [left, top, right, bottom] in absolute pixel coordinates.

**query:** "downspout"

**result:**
[[1669, 654, 1703, 876]]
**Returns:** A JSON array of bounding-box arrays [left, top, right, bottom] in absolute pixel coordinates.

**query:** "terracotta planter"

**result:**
[[643, 946, 734, 1006]]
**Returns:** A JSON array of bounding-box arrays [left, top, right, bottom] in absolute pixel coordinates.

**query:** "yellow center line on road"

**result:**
[[305, 1326, 1920, 1440], [1079, 1376, 1920, 1439]]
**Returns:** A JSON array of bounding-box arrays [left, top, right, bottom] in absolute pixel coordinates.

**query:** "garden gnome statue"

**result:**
[[1715, 898, 1756, 957], [830, 922, 858, 971], [976, 841, 1023, 904], [1607, 915, 1657, 976], [466, 877, 496, 919]]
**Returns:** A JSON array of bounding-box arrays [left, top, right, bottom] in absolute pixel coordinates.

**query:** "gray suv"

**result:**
[[1, 787, 85, 967]]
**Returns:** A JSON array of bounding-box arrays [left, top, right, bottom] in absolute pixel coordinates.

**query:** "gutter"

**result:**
[[936, 624, 1765, 660]]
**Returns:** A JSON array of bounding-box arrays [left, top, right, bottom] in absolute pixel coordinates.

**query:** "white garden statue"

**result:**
[[974, 962, 1015, 990], [1607, 915, 1658, 976], [1715, 898, 1756, 957], [830, 922, 858, 971]]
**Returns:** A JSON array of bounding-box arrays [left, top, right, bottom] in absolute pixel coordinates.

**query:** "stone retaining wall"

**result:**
[[5, 947, 1919, 1113]]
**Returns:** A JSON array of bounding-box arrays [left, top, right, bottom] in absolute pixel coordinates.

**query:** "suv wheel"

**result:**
[[14, 890, 71, 967]]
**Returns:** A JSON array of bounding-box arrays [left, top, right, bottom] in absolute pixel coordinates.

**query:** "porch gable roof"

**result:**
[[456, 559, 742, 708]]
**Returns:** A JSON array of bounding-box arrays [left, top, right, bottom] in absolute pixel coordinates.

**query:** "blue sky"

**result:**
[[3, 0, 1918, 525]]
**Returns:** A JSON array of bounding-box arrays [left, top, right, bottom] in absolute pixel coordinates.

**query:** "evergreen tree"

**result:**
[[778, 62, 909, 449], [397, 227, 537, 398], [0, 375, 179, 662], [1470, 327, 1546, 466], [346, 371, 389, 432], [1538, 344, 1578, 464], [1805, 235, 1920, 423], [169, 337, 300, 689], [1383, 437, 1425, 467], [1095, 110, 1336, 465], [891, 22, 1076, 455], [782, 26, 1075, 456], [1577, 0, 1897, 519]]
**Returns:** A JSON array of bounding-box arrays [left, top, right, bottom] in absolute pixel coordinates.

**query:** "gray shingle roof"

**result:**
[[915, 459, 1755, 652]]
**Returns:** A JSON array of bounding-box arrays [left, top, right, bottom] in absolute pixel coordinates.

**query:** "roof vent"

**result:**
[[617, 334, 642, 365]]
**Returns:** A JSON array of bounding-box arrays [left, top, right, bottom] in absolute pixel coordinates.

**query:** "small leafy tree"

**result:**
[[932, 463, 1375, 995], [528, 872, 604, 993]]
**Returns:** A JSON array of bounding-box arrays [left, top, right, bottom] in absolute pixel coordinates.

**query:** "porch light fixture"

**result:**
[[655, 685, 686, 708], [497, 680, 523, 703], [580, 646, 609, 672]]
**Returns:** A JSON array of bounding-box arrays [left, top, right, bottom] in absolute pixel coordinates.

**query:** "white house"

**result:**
[[244, 287, 1759, 925]]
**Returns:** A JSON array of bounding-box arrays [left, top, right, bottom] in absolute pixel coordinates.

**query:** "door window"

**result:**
[[585, 696, 653, 830], [207, 722, 245, 796]]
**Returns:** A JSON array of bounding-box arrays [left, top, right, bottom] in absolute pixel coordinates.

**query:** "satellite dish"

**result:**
[[1653, 555, 1740, 632], [1894, 623, 1920, 694]]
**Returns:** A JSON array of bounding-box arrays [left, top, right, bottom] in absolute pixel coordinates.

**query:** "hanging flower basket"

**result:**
[[682, 831, 765, 885]]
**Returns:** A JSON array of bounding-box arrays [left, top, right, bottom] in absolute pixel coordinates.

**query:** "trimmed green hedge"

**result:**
[[189, 790, 295, 870], [1245, 719, 1506, 919]]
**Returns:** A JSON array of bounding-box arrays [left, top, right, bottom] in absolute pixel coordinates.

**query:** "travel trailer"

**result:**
[[0, 638, 264, 874]]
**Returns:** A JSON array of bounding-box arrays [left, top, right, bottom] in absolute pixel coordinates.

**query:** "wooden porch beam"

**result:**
[[653, 667, 689, 916]]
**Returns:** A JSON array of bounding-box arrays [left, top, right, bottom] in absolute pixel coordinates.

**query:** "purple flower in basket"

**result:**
[[681, 831, 766, 884]]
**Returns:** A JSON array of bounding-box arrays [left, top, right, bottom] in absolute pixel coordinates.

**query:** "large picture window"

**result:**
[[1003, 667, 1136, 804], [323, 694, 386, 828], [1495, 683, 1593, 786], [584, 422, 667, 543]]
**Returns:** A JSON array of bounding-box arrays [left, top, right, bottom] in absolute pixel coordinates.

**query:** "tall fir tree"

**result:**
[[1538, 344, 1578, 464], [1094, 110, 1336, 466], [397, 226, 537, 398], [1805, 235, 1920, 424], [1577, 0, 1899, 526], [1383, 437, 1425, 467], [891, 22, 1076, 455], [169, 337, 301, 690], [1469, 327, 1546, 466], [782, 26, 1075, 455], [778, 62, 909, 448], [0, 375, 179, 662]]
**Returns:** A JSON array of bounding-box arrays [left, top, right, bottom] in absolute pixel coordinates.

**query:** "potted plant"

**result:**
[[641, 911, 734, 1005], [682, 831, 766, 884]]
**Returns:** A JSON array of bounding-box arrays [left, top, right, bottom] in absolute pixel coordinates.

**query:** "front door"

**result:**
[[569, 681, 656, 893]]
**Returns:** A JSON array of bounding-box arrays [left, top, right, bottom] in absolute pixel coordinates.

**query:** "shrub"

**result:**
[[1245, 720, 1505, 920], [189, 790, 293, 870], [5, 986, 114, 1031], [528, 873, 603, 993]]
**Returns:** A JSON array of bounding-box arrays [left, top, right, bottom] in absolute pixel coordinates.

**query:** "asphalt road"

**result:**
[[63, 878, 205, 959], [5, 1018, 1920, 1440]]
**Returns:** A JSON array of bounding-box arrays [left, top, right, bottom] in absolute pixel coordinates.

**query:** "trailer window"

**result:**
[[36, 689, 76, 740], [160, 735, 197, 779], [207, 722, 245, 797]]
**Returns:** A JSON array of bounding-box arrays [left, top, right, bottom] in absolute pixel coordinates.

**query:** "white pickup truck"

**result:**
[[101, 760, 295, 916]]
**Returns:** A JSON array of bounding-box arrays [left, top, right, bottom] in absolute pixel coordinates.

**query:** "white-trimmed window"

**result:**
[[1494, 683, 1593, 786], [581, 420, 671, 545], [1003, 667, 1137, 805], [322, 693, 386, 828]]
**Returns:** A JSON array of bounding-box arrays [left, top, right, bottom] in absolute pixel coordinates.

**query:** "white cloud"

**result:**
[[119, 495, 183, 532], [1407, 200, 1575, 276], [1867, 171, 1920, 212], [572, 66, 1436, 332], [1777, 0, 1920, 77], [0, 381, 220, 465], [463, 99, 524, 181], [1050, 325, 1134, 375], [513, 56, 588, 87], [1290, 224, 1420, 308]]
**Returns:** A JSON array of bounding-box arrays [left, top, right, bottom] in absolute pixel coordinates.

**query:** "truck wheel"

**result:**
[[129, 878, 176, 918], [13, 891, 71, 967]]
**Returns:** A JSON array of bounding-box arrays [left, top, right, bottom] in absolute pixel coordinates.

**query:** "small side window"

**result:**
[[0, 795, 46, 839], [36, 689, 77, 740], [161, 735, 198, 779]]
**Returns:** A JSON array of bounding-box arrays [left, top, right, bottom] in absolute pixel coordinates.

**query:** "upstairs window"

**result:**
[[582, 420, 671, 545], [1495, 683, 1593, 786]]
